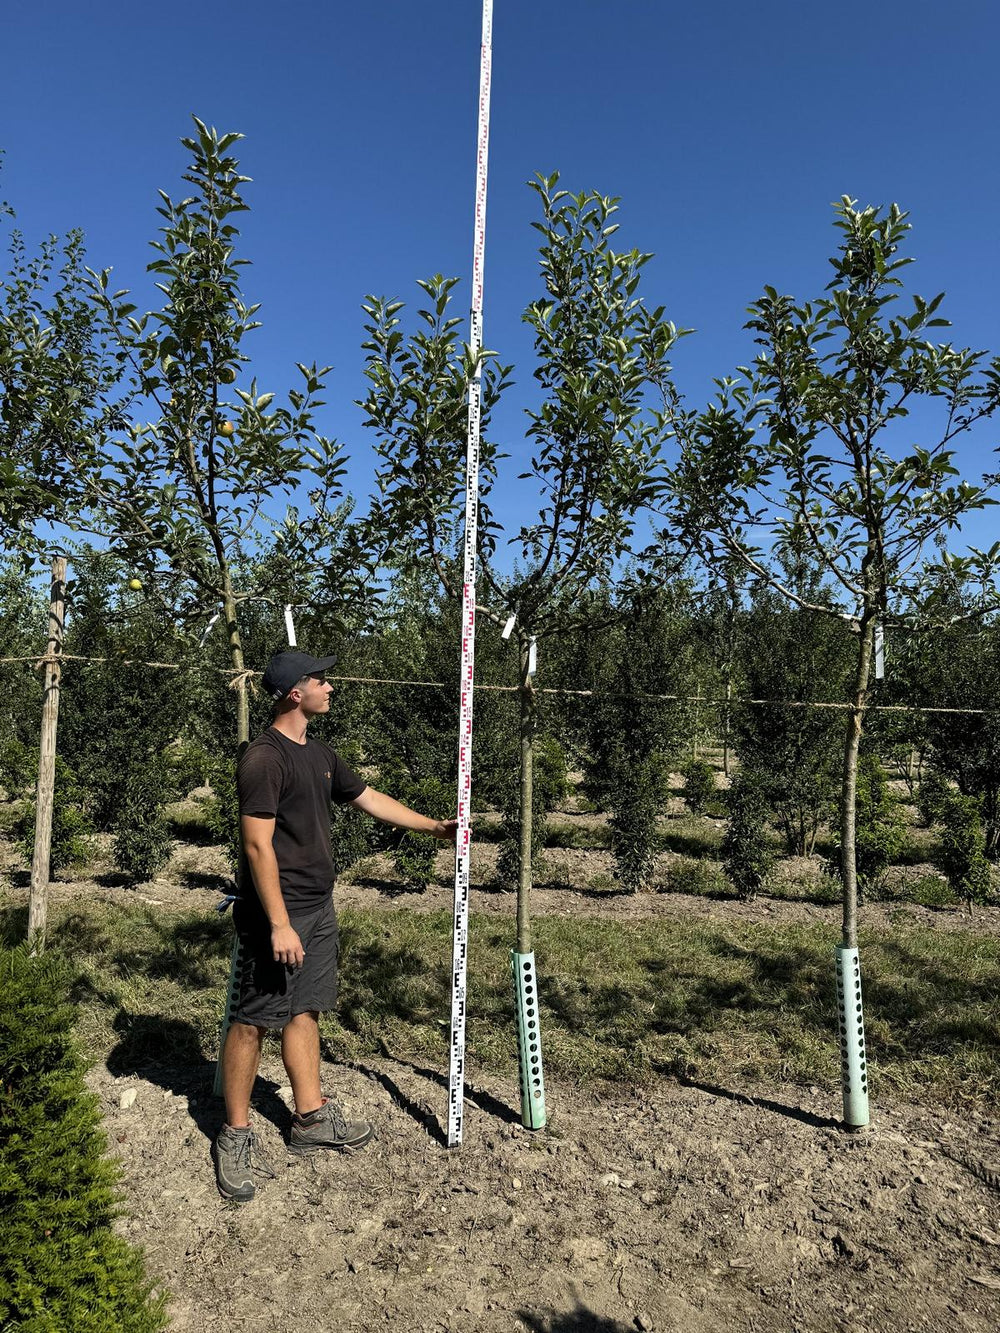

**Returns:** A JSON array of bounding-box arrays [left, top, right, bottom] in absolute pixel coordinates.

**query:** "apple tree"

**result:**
[[360, 174, 687, 948], [665, 197, 1000, 1122]]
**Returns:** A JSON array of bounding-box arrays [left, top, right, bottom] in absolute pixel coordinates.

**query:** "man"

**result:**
[[213, 649, 457, 1201]]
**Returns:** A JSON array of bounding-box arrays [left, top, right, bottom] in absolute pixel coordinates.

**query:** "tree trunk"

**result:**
[[516, 636, 536, 955], [222, 569, 249, 747], [722, 677, 732, 777], [840, 617, 876, 948], [27, 556, 67, 954]]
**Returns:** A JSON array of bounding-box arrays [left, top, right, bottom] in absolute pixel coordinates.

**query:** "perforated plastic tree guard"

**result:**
[[511, 949, 546, 1129], [836, 944, 870, 1129], [213, 933, 246, 1098]]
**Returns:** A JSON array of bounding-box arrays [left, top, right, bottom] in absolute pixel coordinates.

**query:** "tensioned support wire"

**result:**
[[4, 655, 997, 717]]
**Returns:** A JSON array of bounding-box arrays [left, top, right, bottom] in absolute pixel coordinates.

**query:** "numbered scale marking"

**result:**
[[447, 0, 493, 1150]]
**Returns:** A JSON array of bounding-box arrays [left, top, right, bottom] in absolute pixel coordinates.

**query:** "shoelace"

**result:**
[[325, 1103, 350, 1138], [234, 1130, 277, 1180]]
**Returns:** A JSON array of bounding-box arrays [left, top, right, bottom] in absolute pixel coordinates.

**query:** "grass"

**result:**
[[3, 894, 997, 1113], [164, 802, 216, 842]]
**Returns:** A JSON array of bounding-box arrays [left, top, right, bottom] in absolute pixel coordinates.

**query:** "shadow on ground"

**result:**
[[519, 1305, 633, 1333], [105, 1013, 290, 1141]]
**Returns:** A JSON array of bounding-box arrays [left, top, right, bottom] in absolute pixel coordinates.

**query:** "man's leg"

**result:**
[[222, 1020, 266, 1127], [282, 1008, 374, 1154], [281, 1010, 323, 1115], [214, 1020, 274, 1202]]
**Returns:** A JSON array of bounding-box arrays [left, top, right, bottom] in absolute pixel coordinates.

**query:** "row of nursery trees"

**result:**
[[1, 546, 999, 912], [3, 119, 1000, 969]]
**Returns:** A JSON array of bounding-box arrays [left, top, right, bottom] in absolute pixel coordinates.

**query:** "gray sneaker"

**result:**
[[212, 1125, 276, 1201], [289, 1099, 374, 1154]]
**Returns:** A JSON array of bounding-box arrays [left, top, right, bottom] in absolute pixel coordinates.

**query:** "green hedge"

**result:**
[[0, 946, 167, 1332]]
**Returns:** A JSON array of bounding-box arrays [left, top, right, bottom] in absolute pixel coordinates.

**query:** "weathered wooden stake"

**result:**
[[27, 555, 67, 955]]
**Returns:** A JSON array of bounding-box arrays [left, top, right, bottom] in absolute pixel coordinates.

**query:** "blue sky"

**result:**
[[3, 0, 999, 558]]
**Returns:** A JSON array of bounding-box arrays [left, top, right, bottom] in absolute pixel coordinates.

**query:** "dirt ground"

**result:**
[[9, 794, 1000, 1332], [92, 1041, 1000, 1333]]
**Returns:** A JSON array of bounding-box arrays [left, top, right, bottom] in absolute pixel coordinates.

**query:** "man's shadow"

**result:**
[[105, 1013, 289, 1142]]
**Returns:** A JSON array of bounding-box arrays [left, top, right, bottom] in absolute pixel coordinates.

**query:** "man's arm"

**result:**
[[241, 814, 305, 966], [350, 787, 458, 840]]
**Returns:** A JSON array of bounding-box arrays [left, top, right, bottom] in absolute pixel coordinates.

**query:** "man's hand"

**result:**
[[271, 923, 305, 968], [432, 818, 460, 842]]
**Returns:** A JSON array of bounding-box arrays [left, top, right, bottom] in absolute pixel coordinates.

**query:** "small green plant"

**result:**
[[912, 874, 960, 909], [112, 761, 174, 882], [680, 757, 717, 817], [586, 872, 616, 893], [330, 804, 377, 880], [17, 756, 95, 873], [387, 775, 452, 891], [938, 791, 992, 908], [722, 769, 773, 901], [658, 856, 727, 897]]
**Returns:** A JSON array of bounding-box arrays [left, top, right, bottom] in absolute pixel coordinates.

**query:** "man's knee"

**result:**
[[285, 1009, 320, 1028], [229, 1020, 266, 1046]]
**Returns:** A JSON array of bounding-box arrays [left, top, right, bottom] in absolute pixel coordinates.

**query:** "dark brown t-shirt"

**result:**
[[236, 727, 366, 918]]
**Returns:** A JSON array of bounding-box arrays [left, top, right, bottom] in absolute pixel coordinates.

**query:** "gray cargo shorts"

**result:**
[[231, 896, 339, 1030]]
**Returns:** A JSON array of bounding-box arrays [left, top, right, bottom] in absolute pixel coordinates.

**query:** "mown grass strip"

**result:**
[[4, 899, 998, 1113]]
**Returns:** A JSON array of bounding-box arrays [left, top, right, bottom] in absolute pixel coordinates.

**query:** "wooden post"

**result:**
[[27, 555, 67, 954]]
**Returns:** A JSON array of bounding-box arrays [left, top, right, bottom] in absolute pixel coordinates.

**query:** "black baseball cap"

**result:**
[[261, 651, 337, 701]]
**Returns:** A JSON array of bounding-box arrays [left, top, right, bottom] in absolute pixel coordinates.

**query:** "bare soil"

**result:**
[[8, 796, 1000, 1331], [92, 1043, 1000, 1333]]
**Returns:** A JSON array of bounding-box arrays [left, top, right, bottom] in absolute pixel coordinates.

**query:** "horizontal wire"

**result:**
[[0, 653, 995, 716]]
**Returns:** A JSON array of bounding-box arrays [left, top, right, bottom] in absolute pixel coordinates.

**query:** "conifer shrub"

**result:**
[[111, 760, 174, 882], [0, 946, 167, 1331], [722, 769, 773, 900]]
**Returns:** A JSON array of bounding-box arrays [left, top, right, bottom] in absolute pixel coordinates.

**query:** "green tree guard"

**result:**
[[836, 945, 869, 1129], [511, 949, 546, 1129]]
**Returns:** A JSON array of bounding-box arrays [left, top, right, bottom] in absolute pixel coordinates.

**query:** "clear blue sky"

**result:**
[[3, 0, 999, 554]]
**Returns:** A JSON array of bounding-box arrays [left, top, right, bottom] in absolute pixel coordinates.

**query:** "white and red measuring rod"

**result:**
[[448, 0, 493, 1150]]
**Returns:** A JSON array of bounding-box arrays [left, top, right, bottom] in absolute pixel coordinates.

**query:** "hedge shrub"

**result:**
[[0, 946, 167, 1332]]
